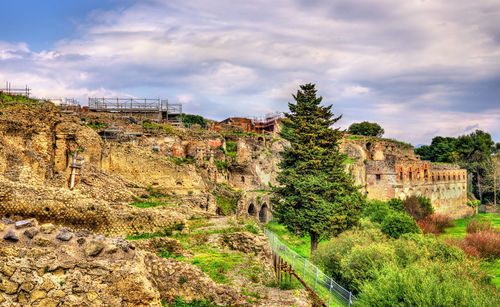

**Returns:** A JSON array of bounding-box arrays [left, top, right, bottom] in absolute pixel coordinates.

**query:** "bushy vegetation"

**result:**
[[381, 211, 421, 238], [141, 119, 175, 133], [354, 260, 498, 307], [0, 92, 43, 109], [182, 114, 206, 128], [417, 214, 455, 234], [415, 131, 496, 204], [457, 230, 500, 260], [404, 195, 434, 221], [347, 121, 384, 137], [310, 223, 499, 306]]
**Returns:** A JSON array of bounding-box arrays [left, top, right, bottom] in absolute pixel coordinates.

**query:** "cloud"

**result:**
[[0, 0, 499, 144]]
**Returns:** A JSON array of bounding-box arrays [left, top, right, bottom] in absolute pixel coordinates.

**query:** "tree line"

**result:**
[[415, 132, 499, 205]]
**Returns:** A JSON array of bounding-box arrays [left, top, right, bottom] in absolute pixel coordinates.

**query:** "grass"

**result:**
[[265, 227, 346, 306], [0, 92, 43, 109], [442, 213, 500, 287], [442, 213, 500, 238], [130, 200, 168, 208], [141, 119, 175, 133], [191, 245, 244, 283], [266, 221, 314, 258]]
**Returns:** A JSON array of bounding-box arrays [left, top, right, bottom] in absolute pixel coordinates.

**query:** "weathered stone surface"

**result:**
[[18, 291, 28, 303], [34, 237, 51, 247], [3, 230, 19, 242], [38, 298, 58, 307], [75, 230, 90, 237], [1, 265, 16, 277], [0, 279, 19, 294], [41, 279, 55, 292], [56, 229, 73, 241], [0, 223, 3, 232], [30, 289, 47, 302], [20, 281, 34, 292], [0, 294, 5, 303], [53, 289, 66, 298], [15, 219, 34, 229], [76, 238, 86, 245], [105, 245, 118, 254], [40, 223, 55, 234], [23, 227, 39, 239], [1, 218, 14, 224], [85, 240, 105, 257]]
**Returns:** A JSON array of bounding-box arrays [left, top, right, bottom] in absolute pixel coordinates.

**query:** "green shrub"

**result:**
[[392, 233, 465, 267], [354, 261, 500, 307], [387, 198, 405, 212], [340, 243, 395, 293], [311, 227, 386, 282], [381, 211, 421, 239], [363, 200, 391, 224], [404, 195, 434, 221]]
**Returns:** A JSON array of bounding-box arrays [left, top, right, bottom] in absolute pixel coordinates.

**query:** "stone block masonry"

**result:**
[[342, 137, 473, 219]]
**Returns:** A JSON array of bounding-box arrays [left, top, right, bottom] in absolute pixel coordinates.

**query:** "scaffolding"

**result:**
[[0, 82, 31, 96]]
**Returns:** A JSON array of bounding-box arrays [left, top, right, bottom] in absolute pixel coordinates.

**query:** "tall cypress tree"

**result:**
[[272, 83, 365, 253]]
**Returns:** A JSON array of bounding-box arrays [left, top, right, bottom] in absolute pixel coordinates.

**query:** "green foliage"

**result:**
[[415, 130, 496, 203], [340, 243, 395, 292], [146, 186, 169, 198], [348, 121, 385, 137], [387, 198, 405, 212], [191, 248, 243, 283], [182, 114, 206, 128], [381, 211, 421, 238], [354, 261, 500, 307], [216, 194, 240, 216], [272, 83, 365, 253], [130, 200, 167, 208], [214, 159, 228, 172], [245, 223, 260, 234], [311, 226, 386, 284], [141, 119, 174, 133], [0, 92, 43, 109], [404, 195, 434, 221], [83, 121, 107, 130], [168, 297, 215, 307], [363, 200, 391, 223], [225, 141, 238, 158]]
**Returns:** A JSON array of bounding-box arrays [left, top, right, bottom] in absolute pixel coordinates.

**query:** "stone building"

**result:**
[[341, 137, 473, 218]]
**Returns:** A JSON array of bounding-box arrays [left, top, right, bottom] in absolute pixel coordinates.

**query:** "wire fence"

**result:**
[[264, 228, 355, 307]]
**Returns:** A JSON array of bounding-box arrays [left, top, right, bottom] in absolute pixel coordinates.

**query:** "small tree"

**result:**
[[348, 121, 384, 137], [272, 84, 365, 253]]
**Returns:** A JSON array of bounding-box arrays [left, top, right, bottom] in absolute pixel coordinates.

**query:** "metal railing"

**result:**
[[264, 228, 355, 306]]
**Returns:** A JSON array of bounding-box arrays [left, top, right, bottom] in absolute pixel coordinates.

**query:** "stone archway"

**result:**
[[259, 203, 269, 223], [248, 203, 256, 216]]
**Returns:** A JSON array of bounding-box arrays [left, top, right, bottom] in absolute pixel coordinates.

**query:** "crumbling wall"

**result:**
[[343, 138, 472, 219]]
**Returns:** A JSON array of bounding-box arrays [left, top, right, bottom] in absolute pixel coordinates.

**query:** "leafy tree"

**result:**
[[348, 121, 384, 137], [272, 84, 365, 253], [415, 130, 496, 203], [455, 130, 495, 203], [182, 114, 206, 128]]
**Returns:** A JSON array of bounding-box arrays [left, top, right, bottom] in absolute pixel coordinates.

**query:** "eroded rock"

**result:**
[[3, 230, 19, 242]]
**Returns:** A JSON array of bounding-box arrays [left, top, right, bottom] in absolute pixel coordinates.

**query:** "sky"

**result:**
[[0, 0, 499, 145]]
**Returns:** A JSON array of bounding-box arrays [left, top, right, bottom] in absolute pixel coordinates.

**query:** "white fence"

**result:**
[[264, 228, 355, 306]]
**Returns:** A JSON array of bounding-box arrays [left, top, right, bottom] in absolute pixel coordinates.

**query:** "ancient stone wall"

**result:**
[[343, 138, 473, 219]]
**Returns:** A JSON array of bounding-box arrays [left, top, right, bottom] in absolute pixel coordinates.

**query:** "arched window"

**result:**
[[408, 167, 413, 180]]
